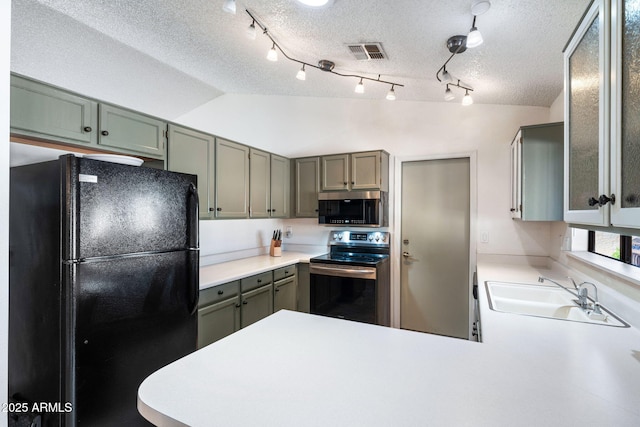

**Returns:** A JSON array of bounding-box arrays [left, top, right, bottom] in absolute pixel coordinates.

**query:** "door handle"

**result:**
[[402, 251, 411, 258]]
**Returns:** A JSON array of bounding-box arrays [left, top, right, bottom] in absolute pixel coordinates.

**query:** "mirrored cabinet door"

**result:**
[[564, 0, 610, 226], [611, 0, 640, 228]]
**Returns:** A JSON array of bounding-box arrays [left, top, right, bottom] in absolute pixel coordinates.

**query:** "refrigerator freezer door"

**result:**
[[62, 155, 198, 260], [65, 250, 198, 426]]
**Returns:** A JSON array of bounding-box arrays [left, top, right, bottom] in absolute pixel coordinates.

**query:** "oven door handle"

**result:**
[[310, 265, 377, 279]]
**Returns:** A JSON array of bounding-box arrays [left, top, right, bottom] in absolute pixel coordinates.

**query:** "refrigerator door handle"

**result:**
[[188, 182, 199, 250]]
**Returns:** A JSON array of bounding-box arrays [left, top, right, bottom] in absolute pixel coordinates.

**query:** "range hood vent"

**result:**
[[347, 43, 387, 61]]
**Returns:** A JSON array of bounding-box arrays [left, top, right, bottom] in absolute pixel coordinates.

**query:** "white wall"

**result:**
[[177, 94, 556, 259], [2, 0, 11, 423]]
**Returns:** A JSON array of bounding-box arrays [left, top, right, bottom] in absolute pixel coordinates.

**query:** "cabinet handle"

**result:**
[[284, 270, 289, 274], [271, 209, 276, 213], [588, 197, 600, 207], [83, 126, 92, 133], [216, 207, 222, 211], [242, 300, 248, 305], [235, 303, 241, 308], [351, 181, 354, 185], [209, 207, 215, 212], [101, 130, 109, 136], [257, 279, 262, 283], [599, 194, 615, 206], [343, 182, 348, 185], [510, 208, 516, 212], [218, 290, 224, 295], [275, 288, 280, 292]]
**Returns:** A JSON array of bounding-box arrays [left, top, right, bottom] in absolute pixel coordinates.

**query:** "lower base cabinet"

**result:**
[[198, 264, 300, 348]]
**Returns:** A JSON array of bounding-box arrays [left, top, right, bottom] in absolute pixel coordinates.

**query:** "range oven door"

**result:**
[[309, 263, 377, 324]]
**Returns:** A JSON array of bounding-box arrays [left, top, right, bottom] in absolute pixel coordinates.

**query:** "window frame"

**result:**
[[588, 230, 635, 266]]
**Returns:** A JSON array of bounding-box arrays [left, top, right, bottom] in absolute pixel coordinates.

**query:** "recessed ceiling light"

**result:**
[[296, 0, 334, 7]]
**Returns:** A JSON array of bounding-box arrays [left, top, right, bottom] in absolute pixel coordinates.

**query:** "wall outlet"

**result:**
[[285, 226, 293, 238], [480, 231, 489, 243]]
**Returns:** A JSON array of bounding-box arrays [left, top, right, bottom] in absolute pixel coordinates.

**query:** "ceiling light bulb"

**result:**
[[441, 69, 453, 84], [462, 91, 474, 106], [466, 27, 483, 48], [222, 0, 236, 14], [267, 44, 278, 61], [386, 86, 396, 101], [355, 78, 365, 94], [297, 0, 332, 6], [296, 64, 306, 81], [247, 21, 257, 40], [444, 86, 455, 101]]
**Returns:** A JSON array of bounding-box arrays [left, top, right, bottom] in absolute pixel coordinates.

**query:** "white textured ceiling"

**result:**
[[11, 0, 591, 119]]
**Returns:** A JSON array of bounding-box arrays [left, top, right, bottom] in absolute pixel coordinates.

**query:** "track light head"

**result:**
[[247, 21, 257, 40], [355, 78, 365, 94], [462, 90, 474, 106], [444, 86, 455, 101], [296, 64, 306, 81], [267, 43, 278, 61], [386, 85, 396, 101], [466, 27, 483, 48], [222, 0, 236, 14]]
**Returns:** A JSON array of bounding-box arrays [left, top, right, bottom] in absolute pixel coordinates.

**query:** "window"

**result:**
[[588, 231, 640, 267]]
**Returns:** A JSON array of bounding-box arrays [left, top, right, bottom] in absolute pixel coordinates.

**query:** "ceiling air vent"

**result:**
[[347, 43, 387, 61]]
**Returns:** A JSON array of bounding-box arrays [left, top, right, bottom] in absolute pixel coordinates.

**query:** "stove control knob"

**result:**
[[338, 233, 343, 240], [368, 235, 374, 241], [333, 233, 338, 240], [381, 234, 386, 242], [375, 235, 380, 242]]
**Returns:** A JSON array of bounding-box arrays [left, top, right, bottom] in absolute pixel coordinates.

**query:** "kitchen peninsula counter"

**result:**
[[140, 261, 640, 426], [199, 251, 324, 290]]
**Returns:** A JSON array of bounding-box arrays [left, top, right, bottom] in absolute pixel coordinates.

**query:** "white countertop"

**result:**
[[140, 260, 640, 426], [199, 251, 325, 290]]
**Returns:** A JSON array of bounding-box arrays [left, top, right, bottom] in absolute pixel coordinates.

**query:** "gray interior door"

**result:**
[[400, 158, 470, 339]]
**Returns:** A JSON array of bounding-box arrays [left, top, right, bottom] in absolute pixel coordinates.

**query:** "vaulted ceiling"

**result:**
[[11, 0, 591, 120]]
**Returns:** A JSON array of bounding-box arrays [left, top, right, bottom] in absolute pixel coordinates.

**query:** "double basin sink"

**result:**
[[485, 281, 628, 327]]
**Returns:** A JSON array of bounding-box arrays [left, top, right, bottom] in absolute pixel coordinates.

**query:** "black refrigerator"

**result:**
[[9, 154, 199, 426]]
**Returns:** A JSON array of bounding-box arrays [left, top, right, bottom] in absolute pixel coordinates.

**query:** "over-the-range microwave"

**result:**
[[317, 191, 388, 227]]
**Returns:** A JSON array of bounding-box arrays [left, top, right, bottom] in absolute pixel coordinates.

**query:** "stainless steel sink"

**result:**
[[485, 281, 629, 327]]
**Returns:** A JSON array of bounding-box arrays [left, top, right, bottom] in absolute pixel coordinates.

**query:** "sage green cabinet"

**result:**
[[240, 272, 273, 328], [321, 151, 389, 191], [250, 148, 271, 218], [273, 265, 297, 312], [10, 74, 98, 146], [97, 104, 166, 159], [168, 125, 215, 218], [270, 154, 290, 218], [294, 157, 320, 217], [296, 263, 310, 313], [321, 154, 350, 191], [215, 138, 250, 218], [510, 123, 564, 221], [197, 280, 240, 349]]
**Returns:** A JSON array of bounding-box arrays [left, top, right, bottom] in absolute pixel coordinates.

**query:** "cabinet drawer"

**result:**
[[273, 265, 296, 282], [199, 280, 239, 308], [241, 271, 272, 292]]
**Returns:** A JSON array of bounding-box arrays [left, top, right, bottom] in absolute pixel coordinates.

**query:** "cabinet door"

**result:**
[[295, 157, 320, 217], [215, 138, 249, 218], [610, 0, 640, 228], [274, 276, 297, 312], [351, 151, 381, 190], [564, 0, 610, 226], [98, 104, 166, 159], [10, 75, 98, 146], [197, 297, 240, 348], [241, 284, 273, 328], [168, 125, 215, 218], [270, 154, 290, 218], [509, 134, 522, 219], [321, 154, 350, 191], [250, 149, 270, 218]]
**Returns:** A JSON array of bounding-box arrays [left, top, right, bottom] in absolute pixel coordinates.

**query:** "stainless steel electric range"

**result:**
[[309, 230, 390, 326]]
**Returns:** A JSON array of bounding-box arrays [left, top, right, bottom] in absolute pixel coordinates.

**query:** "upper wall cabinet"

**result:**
[[10, 75, 98, 146], [270, 154, 290, 218], [564, 0, 640, 229], [510, 123, 564, 221], [249, 148, 271, 218], [167, 125, 215, 218], [216, 138, 250, 219], [97, 104, 166, 159], [293, 157, 320, 218], [321, 151, 389, 192]]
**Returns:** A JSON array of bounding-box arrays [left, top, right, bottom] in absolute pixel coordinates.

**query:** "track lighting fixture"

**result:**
[[386, 85, 396, 101], [462, 90, 474, 106], [222, 0, 236, 14], [246, 20, 257, 40], [267, 43, 278, 62], [435, 1, 490, 105], [296, 64, 306, 81], [444, 85, 455, 101], [239, 8, 403, 100]]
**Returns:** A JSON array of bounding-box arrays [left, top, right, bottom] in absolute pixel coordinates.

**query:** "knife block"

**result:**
[[269, 239, 282, 257]]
